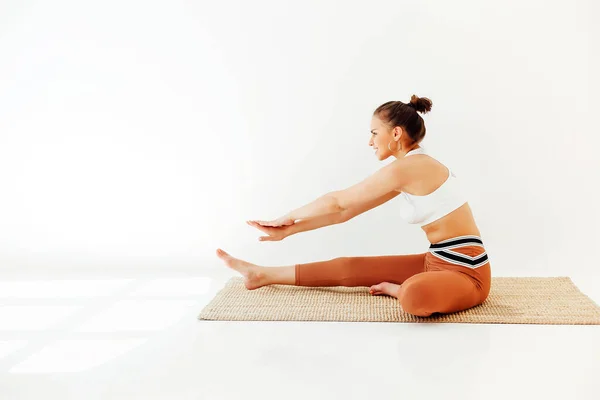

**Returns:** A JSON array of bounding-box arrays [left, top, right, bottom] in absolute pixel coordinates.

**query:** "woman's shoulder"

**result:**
[[400, 151, 450, 184], [402, 151, 442, 169]]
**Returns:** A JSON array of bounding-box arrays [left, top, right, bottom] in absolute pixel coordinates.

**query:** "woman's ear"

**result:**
[[393, 126, 403, 140]]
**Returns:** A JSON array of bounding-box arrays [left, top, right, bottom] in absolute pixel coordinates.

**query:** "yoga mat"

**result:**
[[198, 276, 600, 325]]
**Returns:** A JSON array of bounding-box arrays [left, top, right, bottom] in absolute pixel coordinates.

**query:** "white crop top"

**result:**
[[397, 147, 467, 226]]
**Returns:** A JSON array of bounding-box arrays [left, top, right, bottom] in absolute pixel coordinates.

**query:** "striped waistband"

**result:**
[[428, 235, 489, 269]]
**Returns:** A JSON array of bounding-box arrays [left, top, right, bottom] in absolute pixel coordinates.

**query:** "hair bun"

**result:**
[[408, 94, 433, 114]]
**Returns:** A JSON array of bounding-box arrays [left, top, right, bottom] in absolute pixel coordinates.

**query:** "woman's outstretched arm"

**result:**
[[286, 160, 408, 221], [254, 193, 340, 227], [251, 190, 401, 239], [256, 160, 408, 227]]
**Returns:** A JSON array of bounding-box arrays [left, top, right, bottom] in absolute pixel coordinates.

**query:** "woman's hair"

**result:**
[[373, 95, 433, 144]]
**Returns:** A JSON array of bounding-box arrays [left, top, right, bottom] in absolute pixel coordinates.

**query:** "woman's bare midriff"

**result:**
[[421, 202, 482, 244]]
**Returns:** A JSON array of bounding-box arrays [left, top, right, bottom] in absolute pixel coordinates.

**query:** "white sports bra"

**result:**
[[397, 147, 467, 227]]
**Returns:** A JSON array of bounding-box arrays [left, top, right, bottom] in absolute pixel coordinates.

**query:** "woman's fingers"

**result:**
[[247, 221, 268, 231], [247, 220, 283, 241], [250, 220, 277, 227], [247, 220, 273, 234]]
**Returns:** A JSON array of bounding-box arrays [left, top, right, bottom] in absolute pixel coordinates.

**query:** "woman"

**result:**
[[216, 95, 491, 317]]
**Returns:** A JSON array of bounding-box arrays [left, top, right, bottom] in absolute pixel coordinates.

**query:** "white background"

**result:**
[[1, 2, 599, 400], [1, 0, 598, 278]]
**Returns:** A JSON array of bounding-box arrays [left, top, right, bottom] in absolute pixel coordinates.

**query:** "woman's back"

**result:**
[[395, 147, 481, 243]]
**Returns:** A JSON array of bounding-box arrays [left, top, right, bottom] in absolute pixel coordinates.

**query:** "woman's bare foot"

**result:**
[[216, 249, 267, 290], [369, 282, 402, 298]]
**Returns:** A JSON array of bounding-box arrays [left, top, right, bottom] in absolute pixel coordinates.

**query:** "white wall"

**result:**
[[0, 0, 598, 277]]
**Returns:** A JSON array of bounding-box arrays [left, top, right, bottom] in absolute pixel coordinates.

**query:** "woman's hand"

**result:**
[[252, 216, 295, 227], [247, 220, 294, 241]]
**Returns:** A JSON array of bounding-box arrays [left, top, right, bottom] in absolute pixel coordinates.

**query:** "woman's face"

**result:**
[[369, 115, 403, 160]]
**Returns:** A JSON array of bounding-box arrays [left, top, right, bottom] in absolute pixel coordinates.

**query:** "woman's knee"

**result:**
[[399, 274, 485, 317], [398, 281, 436, 317]]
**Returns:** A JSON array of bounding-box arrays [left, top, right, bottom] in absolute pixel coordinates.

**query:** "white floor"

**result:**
[[1, 266, 599, 400]]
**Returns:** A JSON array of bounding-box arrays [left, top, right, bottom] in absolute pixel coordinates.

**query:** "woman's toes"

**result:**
[[216, 248, 229, 258], [369, 282, 401, 298], [369, 284, 383, 295]]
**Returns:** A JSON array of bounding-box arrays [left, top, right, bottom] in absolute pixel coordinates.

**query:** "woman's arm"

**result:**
[[283, 193, 342, 223], [287, 190, 401, 235], [284, 159, 408, 223], [257, 159, 408, 227], [286, 211, 345, 236], [255, 193, 341, 227]]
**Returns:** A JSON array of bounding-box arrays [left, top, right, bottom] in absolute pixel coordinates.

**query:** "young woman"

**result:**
[[216, 95, 491, 317]]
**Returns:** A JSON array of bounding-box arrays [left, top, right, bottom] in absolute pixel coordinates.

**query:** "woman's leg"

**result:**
[[295, 253, 427, 287], [216, 249, 292, 289], [216, 248, 426, 290], [398, 238, 492, 317]]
